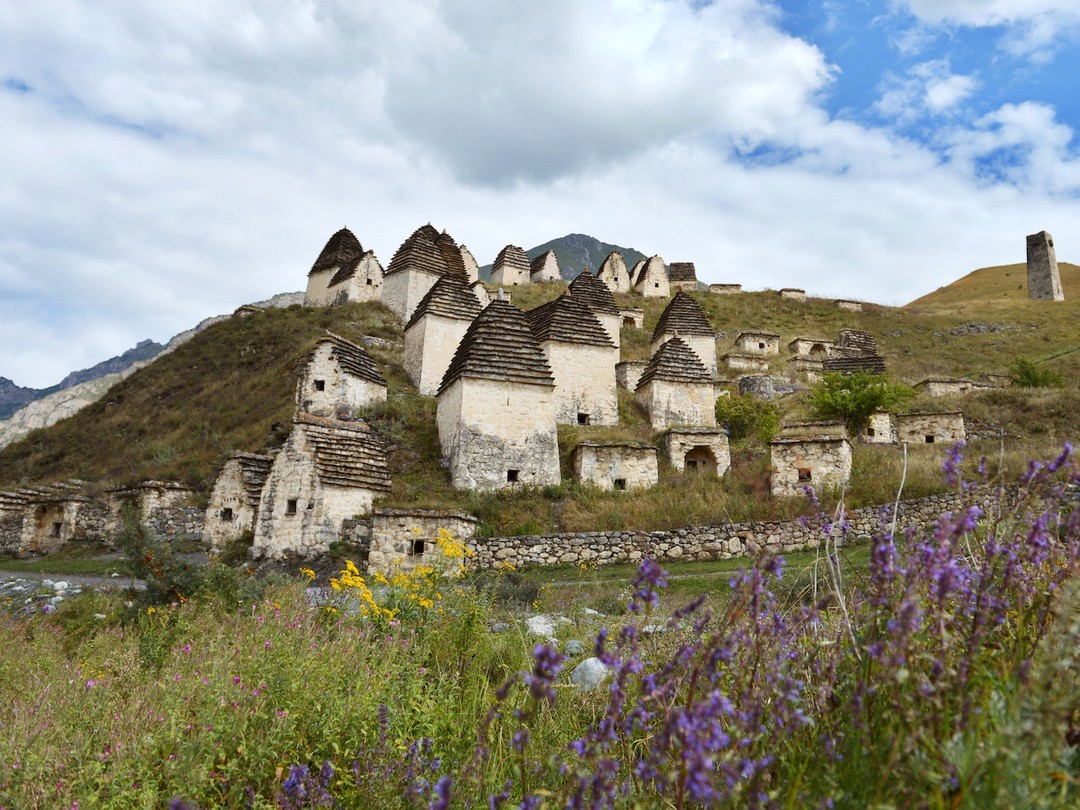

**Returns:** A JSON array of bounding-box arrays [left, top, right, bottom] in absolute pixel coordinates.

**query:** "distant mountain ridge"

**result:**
[[479, 233, 648, 282]]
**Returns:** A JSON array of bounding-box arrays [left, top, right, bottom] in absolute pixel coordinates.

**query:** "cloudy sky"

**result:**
[[2, 0, 1080, 388]]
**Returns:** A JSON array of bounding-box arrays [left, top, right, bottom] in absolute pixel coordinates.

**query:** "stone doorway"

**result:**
[[684, 446, 717, 475]]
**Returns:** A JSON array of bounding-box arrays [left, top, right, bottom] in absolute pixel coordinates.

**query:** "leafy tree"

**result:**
[[714, 394, 780, 444], [807, 372, 914, 434], [1007, 357, 1064, 389]]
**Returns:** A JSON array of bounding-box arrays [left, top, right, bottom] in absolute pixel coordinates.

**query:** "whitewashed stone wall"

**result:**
[[634, 257, 670, 297], [358, 509, 479, 575], [616, 361, 648, 392], [436, 378, 561, 491], [636, 379, 717, 430], [652, 333, 717, 376], [383, 268, 443, 324], [492, 261, 529, 287], [598, 254, 630, 293], [710, 284, 742, 294], [468, 488, 1008, 569], [460, 245, 480, 283], [915, 379, 991, 397], [770, 438, 852, 498], [835, 300, 863, 312], [203, 460, 259, 551], [789, 357, 824, 382], [595, 311, 621, 351], [780, 289, 806, 301], [304, 254, 383, 307], [665, 430, 731, 476], [735, 334, 780, 356], [0, 495, 26, 555], [18, 499, 108, 557], [251, 430, 381, 559], [864, 412, 896, 444], [788, 339, 834, 357], [723, 354, 770, 373], [619, 309, 644, 329], [573, 444, 658, 491], [297, 341, 387, 416], [541, 341, 619, 426], [404, 314, 473, 397], [895, 412, 966, 445]]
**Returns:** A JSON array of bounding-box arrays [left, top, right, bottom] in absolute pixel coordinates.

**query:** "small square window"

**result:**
[[654, 282, 660, 288], [314, 380, 326, 392], [366, 278, 373, 286], [577, 413, 590, 425], [507, 469, 519, 483], [797, 468, 812, 482], [410, 539, 426, 556], [759, 342, 766, 350], [925, 435, 935, 444], [867, 428, 875, 437], [286, 499, 298, 515], [613, 478, 627, 491], [221, 507, 234, 522]]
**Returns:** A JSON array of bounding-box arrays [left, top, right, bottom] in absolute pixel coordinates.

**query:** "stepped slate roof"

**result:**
[[232, 453, 274, 507], [386, 224, 449, 278], [823, 328, 885, 374], [434, 231, 468, 279], [652, 291, 714, 341], [310, 227, 364, 278], [667, 262, 697, 283], [637, 337, 712, 389], [836, 329, 878, 355], [525, 294, 615, 348], [567, 269, 619, 314], [295, 414, 391, 491], [405, 274, 482, 330], [493, 244, 531, 276], [317, 332, 387, 386], [438, 300, 555, 393], [530, 250, 560, 279], [822, 356, 887, 375]]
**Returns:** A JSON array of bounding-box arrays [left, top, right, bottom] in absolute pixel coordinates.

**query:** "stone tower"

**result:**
[[1026, 231, 1064, 301]]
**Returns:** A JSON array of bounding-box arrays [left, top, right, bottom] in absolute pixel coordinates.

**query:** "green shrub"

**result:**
[[807, 372, 914, 433], [1007, 357, 1064, 388], [714, 395, 780, 444], [113, 510, 205, 605]]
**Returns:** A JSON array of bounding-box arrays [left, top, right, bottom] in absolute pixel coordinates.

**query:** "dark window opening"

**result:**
[[507, 469, 519, 483], [366, 278, 373, 285], [623, 317, 634, 327], [49, 522, 62, 537], [286, 499, 298, 515], [577, 413, 590, 425], [654, 282, 660, 288], [759, 342, 766, 350], [410, 539, 426, 556], [314, 380, 326, 392], [686, 459, 699, 470], [613, 478, 627, 491], [925, 435, 935, 444], [797, 468, 812, 482], [221, 507, 234, 522], [867, 427, 875, 437]]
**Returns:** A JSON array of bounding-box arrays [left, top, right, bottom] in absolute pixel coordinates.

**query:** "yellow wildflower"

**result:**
[[299, 568, 316, 581]]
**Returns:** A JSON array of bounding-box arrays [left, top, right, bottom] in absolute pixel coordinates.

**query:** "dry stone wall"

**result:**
[[468, 488, 1005, 569]]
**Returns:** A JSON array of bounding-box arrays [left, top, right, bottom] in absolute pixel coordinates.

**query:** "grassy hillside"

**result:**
[[1, 273, 1076, 536], [906, 261, 1080, 310]]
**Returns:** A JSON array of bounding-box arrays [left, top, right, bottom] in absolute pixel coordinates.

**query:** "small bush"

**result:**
[[1007, 357, 1064, 388], [714, 394, 780, 444], [113, 511, 205, 605], [808, 371, 915, 433]]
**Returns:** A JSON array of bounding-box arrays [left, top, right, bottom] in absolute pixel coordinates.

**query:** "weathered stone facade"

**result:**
[[16, 484, 109, 557], [834, 300, 863, 312], [1026, 230, 1065, 301], [667, 262, 698, 293], [915, 378, 993, 397], [651, 292, 716, 374], [0, 491, 27, 555], [616, 361, 648, 392], [357, 508, 479, 575], [597, 251, 630, 293], [769, 436, 852, 498], [436, 301, 561, 491], [530, 250, 561, 283], [383, 224, 462, 324], [788, 338, 834, 357], [467, 487, 1005, 569], [106, 481, 196, 533], [203, 453, 274, 551], [459, 244, 481, 283], [721, 353, 769, 373], [491, 244, 531, 287], [567, 270, 621, 349], [526, 296, 618, 426], [664, 429, 731, 476], [636, 338, 717, 430], [572, 442, 658, 491], [895, 411, 966, 445], [779, 288, 806, 301], [633, 255, 671, 297], [251, 415, 391, 560], [403, 275, 482, 397], [296, 333, 387, 417], [823, 329, 886, 375], [788, 357, 825, 381], [864, 411, 896, 444], [738, 375, 801, 400], [619, 308, 644, 329], [735, 331, 780, 357], [304, 227, 384, 307], [709, 284, 742, 294]]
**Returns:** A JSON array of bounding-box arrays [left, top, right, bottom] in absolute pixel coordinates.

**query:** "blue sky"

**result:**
[[1, 0, 1079, 388]]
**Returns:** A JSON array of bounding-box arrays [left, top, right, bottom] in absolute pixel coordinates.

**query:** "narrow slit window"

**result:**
[[286, 499, 298, 515], [50, 522, 62, 537]]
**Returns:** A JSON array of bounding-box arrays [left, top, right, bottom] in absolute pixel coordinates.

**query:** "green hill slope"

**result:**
[[906, 262, 1080, 311]]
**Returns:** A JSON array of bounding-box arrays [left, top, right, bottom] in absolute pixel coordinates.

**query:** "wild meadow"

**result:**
[[1, 443, 1077, 808]]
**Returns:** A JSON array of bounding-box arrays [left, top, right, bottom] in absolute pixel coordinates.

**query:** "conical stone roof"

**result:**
[[636, 337, 712, 389], [295, 413, 391, 491], [405, 274, 482, 330], [667, 262, 697, 283], [567, 269, 618, 314], [310, 227, 363, 277], [530, 250, 560, 280], [652, 291, 714, 341], [386, 224, 449, 277], [434, 231, 469, 279], [525, 294, 614, 348], [493, 245, 531, 277], [438, 300, 555, 394]]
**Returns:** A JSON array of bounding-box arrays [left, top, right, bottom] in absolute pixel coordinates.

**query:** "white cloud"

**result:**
[[898, 1, 1080, 57], [874, 59, 978, 121]]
